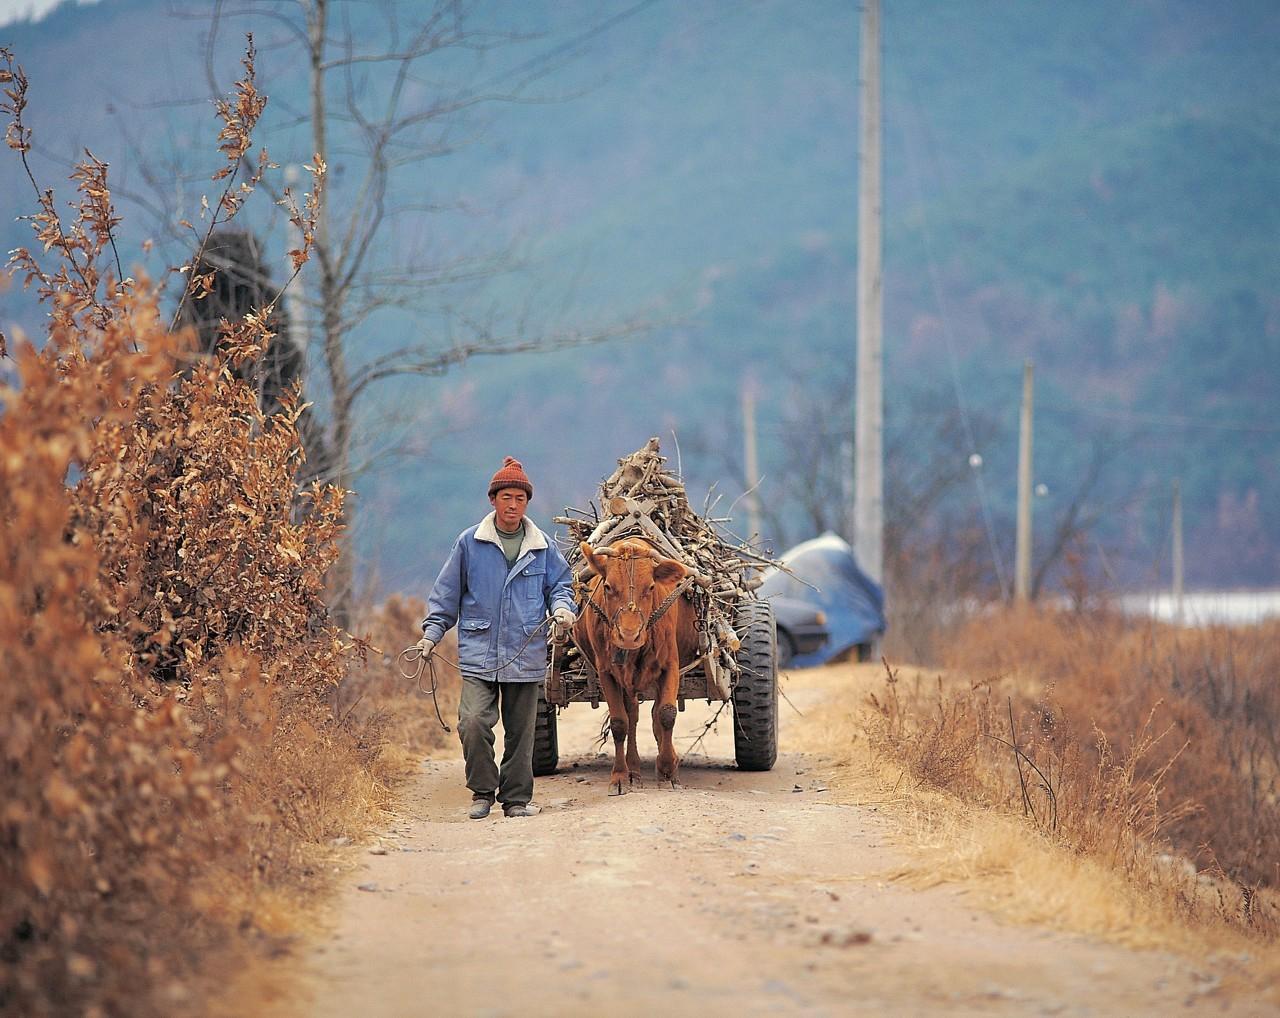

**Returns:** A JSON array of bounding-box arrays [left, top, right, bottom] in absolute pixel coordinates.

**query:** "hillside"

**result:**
[[1, 0, 1277, 593]]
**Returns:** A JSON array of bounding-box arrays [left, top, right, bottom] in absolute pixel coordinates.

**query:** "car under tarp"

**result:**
[[758, 532, 886, 667]]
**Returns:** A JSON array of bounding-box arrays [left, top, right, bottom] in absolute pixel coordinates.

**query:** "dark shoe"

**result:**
[[469, 797, 494, 820], [503, 803, 540, 818]]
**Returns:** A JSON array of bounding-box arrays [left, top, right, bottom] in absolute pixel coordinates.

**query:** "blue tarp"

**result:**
[[759, 532, 886, 667]]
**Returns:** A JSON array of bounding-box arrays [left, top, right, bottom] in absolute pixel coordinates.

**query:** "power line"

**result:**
[[470, 0, 662, 95], [1039, 400, 1280, 434], [891, 23, 1009, 600]]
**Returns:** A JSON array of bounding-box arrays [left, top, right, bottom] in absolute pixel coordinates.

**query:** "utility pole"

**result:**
[[841, 436, 855, 542], [1172, 478, 1184, 623], [1015, 359, 1034, 602], [854, 0, 884, 585], [741, 375, 763, 543]]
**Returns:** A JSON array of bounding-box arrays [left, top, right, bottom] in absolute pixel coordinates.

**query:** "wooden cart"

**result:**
[[534, 439, 779, 775]]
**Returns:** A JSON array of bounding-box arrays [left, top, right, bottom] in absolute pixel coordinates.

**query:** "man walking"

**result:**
[[418, 457, 576, 819]]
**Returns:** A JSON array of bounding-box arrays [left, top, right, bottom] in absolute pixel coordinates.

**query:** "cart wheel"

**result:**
[[532, 686, 559, 776], [732, 599, 778, 771]]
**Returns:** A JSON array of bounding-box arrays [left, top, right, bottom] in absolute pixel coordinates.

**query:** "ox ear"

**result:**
[[652, 556, 687, 584], [580, 542, 610, 578]]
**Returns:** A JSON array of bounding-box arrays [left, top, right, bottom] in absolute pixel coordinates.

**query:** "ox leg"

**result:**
[[652, 658, 682, 787], [598, 674, 631, 796], [625, 691, 643, 787]]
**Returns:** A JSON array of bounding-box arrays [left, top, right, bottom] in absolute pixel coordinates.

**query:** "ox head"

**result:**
[[580, 540, 687, 651]]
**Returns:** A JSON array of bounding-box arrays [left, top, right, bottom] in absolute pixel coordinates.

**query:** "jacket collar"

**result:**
[[474, 510, 549, 556]]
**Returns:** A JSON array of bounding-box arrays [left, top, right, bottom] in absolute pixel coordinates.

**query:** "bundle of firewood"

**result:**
[[553, 438, 783, 674]]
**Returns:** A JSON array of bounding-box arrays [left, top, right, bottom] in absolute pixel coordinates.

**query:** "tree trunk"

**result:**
[[308, 0, 355, 626]]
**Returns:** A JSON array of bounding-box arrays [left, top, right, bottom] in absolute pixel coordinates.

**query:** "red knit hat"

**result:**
[[487, 456, 533, 501]]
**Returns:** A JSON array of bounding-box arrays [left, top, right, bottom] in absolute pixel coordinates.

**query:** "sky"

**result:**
[[0, 0, 97, 28]]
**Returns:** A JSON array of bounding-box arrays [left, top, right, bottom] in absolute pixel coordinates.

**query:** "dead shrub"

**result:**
[[0, 42, 419, 1017], [948, 608, 1280, 891], [869, 669, 991, 798], [869, 605, 1280, 941]]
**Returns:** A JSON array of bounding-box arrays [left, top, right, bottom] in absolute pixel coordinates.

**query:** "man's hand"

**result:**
[[415, 636, 436, 659], [552, 606, 575, 631]]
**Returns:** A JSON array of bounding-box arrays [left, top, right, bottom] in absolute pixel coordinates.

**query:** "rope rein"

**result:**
[[399, 552, 693, 731], [397, 616, 555, 733], [646, 574, 695, 628], [396, 647, 454, 733]]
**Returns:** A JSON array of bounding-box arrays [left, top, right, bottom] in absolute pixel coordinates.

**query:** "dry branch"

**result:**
[[554, 437, 787, 686]]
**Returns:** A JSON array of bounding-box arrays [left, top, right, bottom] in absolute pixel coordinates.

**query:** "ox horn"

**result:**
[[579, 541, 612, 577]]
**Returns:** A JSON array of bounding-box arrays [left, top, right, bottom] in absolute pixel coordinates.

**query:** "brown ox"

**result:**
[[575, 537, 699, 794]]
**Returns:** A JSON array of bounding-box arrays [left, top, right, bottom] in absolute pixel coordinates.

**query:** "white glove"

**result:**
[[415, 636, 436, 659], [552, 607, 576, 629]]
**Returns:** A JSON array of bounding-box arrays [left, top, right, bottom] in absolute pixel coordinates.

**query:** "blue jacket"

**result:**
[[421, 512, 576, 682]]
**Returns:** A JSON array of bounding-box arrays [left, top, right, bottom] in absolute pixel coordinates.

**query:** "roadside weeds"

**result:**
[[790, 658, 1280, 1004]]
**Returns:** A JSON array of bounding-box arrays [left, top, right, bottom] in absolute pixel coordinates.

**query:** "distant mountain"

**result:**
[[2, 0, 1277, 594]]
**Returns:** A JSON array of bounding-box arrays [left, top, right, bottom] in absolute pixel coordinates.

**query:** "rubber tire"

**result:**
[[732, 599, 779, 771], [532, 688, 559, 777], [776, 628, 797, 668]]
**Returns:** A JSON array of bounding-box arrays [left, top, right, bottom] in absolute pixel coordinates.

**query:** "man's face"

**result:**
[[490, 488, 529, 532]]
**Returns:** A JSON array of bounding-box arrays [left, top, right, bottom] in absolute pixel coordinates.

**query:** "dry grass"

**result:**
[[339, 594, 462, 760], [842, 606, 1280, 957], [780, 661, 1278, 995], [944, 607, 1280, 891]]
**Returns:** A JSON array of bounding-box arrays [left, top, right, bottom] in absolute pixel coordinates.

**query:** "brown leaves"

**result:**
[[1, 47, 31, 154], [0, 38, 361, 1018], [4, 49, 120, 335], [191, 270, 216, 302], [42, 774, 83, 817], [212, 34, 265, 180], [280, 154, 326, 273], [25, 852, 54, 897], [0, 261, 351, 1005], [215, 312, 269, 368], [171, 36, 269, 332], [71, 150, 122, 254]]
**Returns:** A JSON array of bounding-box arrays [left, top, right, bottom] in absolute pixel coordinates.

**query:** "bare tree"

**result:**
[[180, 0, 656, 620], [1028, 435, 1125, 601], [773, 372, 854, 544], [685, 371, 1002, 557]]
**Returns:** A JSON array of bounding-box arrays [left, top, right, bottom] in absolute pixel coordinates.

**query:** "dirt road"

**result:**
[[287, 665, 1271, 1017]]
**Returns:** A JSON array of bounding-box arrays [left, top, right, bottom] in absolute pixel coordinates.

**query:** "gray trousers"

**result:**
[[457, 676, 540, 808]]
